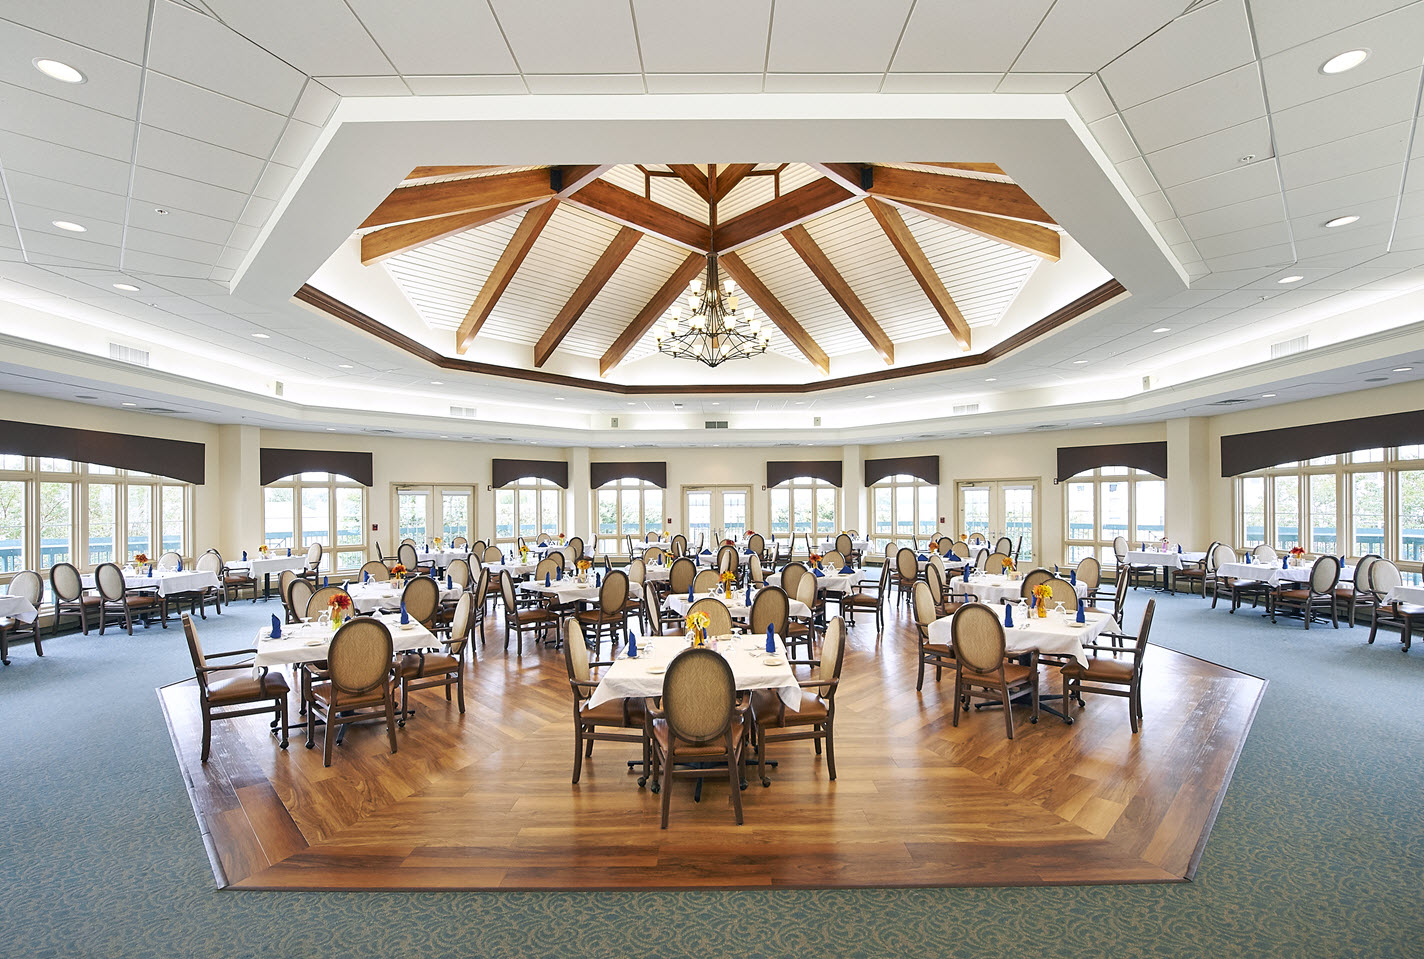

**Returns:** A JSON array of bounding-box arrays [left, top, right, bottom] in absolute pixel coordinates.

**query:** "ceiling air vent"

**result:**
[[813, 416, 822, 427], [109, 343, 150, 367], [704, 420, 728, 429], [952, 403, 979, 415], [449, 406, 477, 418], [1141, 375, 1155, 391], [141, 407, 178, 414], [610, 416, 619, 428], [1208, 398, 1249, 406], [1271, 335, 1308, 359]]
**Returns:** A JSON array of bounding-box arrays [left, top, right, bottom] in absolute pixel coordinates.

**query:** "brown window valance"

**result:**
[[260, 448, 373, 486], [0, 419, 205, 484], [591, 461, 667, 488], [1221, 410, 1424, 477], [864, 455, 939, 487], [767, 460, 843, 488], [493, 458, 569, 489], [1056, 442, 1167, 483]]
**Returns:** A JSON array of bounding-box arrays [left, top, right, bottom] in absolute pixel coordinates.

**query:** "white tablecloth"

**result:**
[[227, 555, 307, 577], [928, 603, 1110, 668], [958, 573, 1088, 606], [667, 590, 811, 621], [1381, 585, 1424, 606], [519, 579, 643, 604], [586, 634, 800, 711], [414, 549, 468, 567], [817, 538, 873, 555], [81, 569, 220, 597], [0, 594, 39, 624], [631, 563, 671, 583], [485, 562, 537, 578], [346, 581, 464, 613], [253, 613, 436, 667], [1217, 563, 1355, 587], [766, 568, 870, 594], [1125, 550, 1207, 569]]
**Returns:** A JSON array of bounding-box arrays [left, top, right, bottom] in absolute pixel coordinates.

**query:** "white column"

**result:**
[[842, 445, 863, 534], [1166, 417, 1210, 549], [216, 425, 260, 558], [567, 447, 591, 543]]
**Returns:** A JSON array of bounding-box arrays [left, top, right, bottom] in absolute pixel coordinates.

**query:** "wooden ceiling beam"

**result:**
[[782, 224, 893, 365], [405, 165, 509, 180], [534, 227, 643, 367], [360, 201, 532, 266], [599, 252, 706, 376], [454, 200, 560, 354], [910, 162, 1008, 176], [552, 164, 612, 196], [712, 163, 758, 201], [866, 165, 1055, 225], [713, 178, 857, 252], [718, 252, 830, 375], [666, 164, 711, 202], [895, 200, 1061, 261], [566, 179, 710, 253], [865, 199, 972, 351], [361, 168, 556, 230]]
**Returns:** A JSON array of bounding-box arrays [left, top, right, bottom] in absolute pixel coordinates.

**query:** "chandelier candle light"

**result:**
[[656, 165, 771, 368]]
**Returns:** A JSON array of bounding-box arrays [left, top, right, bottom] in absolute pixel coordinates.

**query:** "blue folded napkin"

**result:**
[[744, 548, 753, 555], [1177, 544, 1182, 553], [964, 564, 973, 577], [692, 554, 699, 567], [595, 572, 602, 586], [766, 623, 776, 653], [1139, 542, 1145, 551], [918, 553, 928, 561], [363, 570, 370, 583], [841, 564, 854, 574], [269, 614, 281, 638], [400, 601, 409, 625], [1076, 599, 1086, 624], [1004, 604, 1014, 628], [147, 564, 153, 576], [323, 575, 328, 587], [1282, 556, 1288, 569], [1028, 593, 1036, 609], [1054, 564, 1059, 574], [1246, 554, 1252, 564], [745, 586, 752, 607], [176, 558, 182, 571], [1070, 570, 1077, 585], [688, 583, 695, 601], [556, 565, 563, 580], [627, 627, 638, 658], [701, 548, 712, 555], [813, 568, 825, 578], [287, 547, 291, 556], [242, 550, 247, 561], [545, 572, 551, 586], [446, 574, 453, 589]]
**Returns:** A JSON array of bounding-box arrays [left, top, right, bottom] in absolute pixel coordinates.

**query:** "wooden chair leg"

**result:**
[[727, 734, 744, 825], [572, 723, 585, 784], [1001, 686, 1015, 740], [384, 686, 400, 754]]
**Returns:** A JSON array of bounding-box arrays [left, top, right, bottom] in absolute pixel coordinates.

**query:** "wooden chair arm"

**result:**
[[569, 679, 600, 691], [796, 677, 838, 689], [196, 660, 257, 674], [206, 647, 260, 658]]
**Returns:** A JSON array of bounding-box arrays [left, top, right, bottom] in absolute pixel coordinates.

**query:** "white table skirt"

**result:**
[[817, 539, 873, 555], [667, 591, 811, 621], [0, 594, 39, 624], [414, 549, 469, 567], [957, 573, 1088, 606], [928, 603, 1110, 668], [1217, 563, 1355, 587], [346, 582, 464, 613], [81, 569, 220, 597], [1381, 584, 1424, 606], [766, 568, 869, 594], [253, 613, 436, 667], [519, 579, 643, 604], [586, 634, 800, 711], [1125, 550, 1207, 569], [227, 555, 307, 577]]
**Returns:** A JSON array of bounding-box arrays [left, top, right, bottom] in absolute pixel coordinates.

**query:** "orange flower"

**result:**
[[328, 593, 352, 612]]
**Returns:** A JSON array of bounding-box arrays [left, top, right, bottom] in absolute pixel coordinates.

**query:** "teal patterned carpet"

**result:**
[[1, 591, 1422, 959]]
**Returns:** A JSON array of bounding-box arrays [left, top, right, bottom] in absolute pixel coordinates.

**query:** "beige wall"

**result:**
[[5, 378, 1422, 566]]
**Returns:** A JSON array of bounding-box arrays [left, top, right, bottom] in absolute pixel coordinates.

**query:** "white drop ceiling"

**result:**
[[0, 0, 1417, 447]]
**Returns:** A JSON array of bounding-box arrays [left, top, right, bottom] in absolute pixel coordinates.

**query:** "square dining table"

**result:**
[[585, 633, 800, 712], [81, 568, 221, 597], [225, 554, 308, 599], [346, 580, 464, 613], [666, 590, 811, 622], [252, 611, 437, 668]]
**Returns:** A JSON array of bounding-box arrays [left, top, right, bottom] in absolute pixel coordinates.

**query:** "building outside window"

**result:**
[[1063, 467, 1166, 564], [262, 472, 366, 571], [595, 478, 663, 554], [769, 476, 839, 548], [494, 476, 562, 548], [870, 474, 936, 548]]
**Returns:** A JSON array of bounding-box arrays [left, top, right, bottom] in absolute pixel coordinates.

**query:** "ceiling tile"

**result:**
[[130, 166, 250, 222], [1163, 160, 1283, 217], [489, 0, 642, 74], [996, 73, 1088, 94], [134, 124, 266, 194], [0, 0, 150, 63], [767, 0, 914, 74], [123, 224, 225, 265], [1249, 0, 1418, 58], [645, 74, 764, 94], [345, 0, 518, 75], [0, 17, 142, 119], [140, 72, 287, 158], [1180, 192, 1288, 241], [1261, 3, 1424, 113], [523, 74, 645, 95], [891, 0, 1053, 73], [251, 163, 298, 202], [1270, 69, 1421, 156], [1276, 121, 1411, 187], [312, 76, 412, 97], [269, 120, 322, 169], [880, 73, 1002, 93], [1121, 63, 1266, 154], [1114, 156, 1160, 197], [18, 229, 122, 268], [0, 131, 132, 195], [291, 81, 340, 126], [1088, 113, 1138, 163], [6, 171, 127, 223], [147, 0, 305, 116], [127, 203, 234, 246], [1143, 117, 1273, 189], [1013, 0, 1183, 73], [763, 74, 882, 94], [1099, 0, 1254, 110], [1287, 164, 1405, 217], [201, 0, 397, 76], [633, 0, 772, 74], [0, 80, 135, 160], [402, 75, 528, 96], [1067, 75, 1115, 123]]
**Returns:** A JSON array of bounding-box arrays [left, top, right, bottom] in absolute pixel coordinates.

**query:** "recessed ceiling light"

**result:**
[[1092, 422, 1103, 426], [1153, 327, 1171, 333], [710, 401, 719, 405], [337, 363, 352, 369], [326, 427, 336, 431], [982, 431, 992, 435], [1324, 215, 1359, 228], [1072, 359, 1088, 365], [120, 402, 136, 407], [865, 394, 876, 399], [33, 58, 85, 83], [153, 208, 169, 215], [555, 396, 565, 401], [51, 220, 86, 232], [250, 332, 270, 339], [1261, 393, 1276, 398], [985, 377, 997, 382], [1321, 49, 1370, 75], [112, 282, 139, 292], [1277, 275, 1304, 284], [1392, 367, 1413, 372], [430, 380, 443, 385]]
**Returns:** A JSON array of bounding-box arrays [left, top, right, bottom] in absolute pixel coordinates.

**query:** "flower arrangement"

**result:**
[[1002, 556, 1016, 575], [389, 563, 407, 580], [1032, 583, 1052, 618], [557, 532, 565, 544], [686, 609, 710, 646], [723, 538, 735, 547], [434, 535, 444, 548], [327, 591, 352, 627], [720, 569, 736, 597], [808, 552, 822, 570], [518, 545, 529, 563], [133, 552, 148, 565], [577, 558, 593, 572], [1289, 546, 1306, 565], [257, 545, 270, 557]]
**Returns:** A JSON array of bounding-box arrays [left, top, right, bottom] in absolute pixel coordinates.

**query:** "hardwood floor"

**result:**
[[159, 600, 1263, 890]]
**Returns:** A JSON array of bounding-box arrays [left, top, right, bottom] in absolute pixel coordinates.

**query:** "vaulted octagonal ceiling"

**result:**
[[338, 161, 1064, 385]]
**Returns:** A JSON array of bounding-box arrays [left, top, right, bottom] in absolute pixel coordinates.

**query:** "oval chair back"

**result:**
[[1021, 568, 1054, 596], [984, 553, 1012, 574], [446, 592, 474, 656], [662, 647, 737, 744], [692, 569, 720, 593], [1309, 555, 1341, 594], [398, 542, 419, 570], [196, 551, 222, 576], [305, 542, 323, 572], [95, 563, 128, 601], [780, 562, 807, 600], [401, 576, 441, 627], [564, 619, 592, 684], [287, 577, 315, 620], [748, 552, 765, 584], [469, 540, 486, 556], [1046, 577, 1079, 608], [1253, 544, 1277, 564], [1354, 554, 1381, 594], [896, 548, 918, 583], [1076, 555, 1100, 590], [669, 557, 696, 594], [1211, 542, 1236, 571], [483, 546, 504, 564], [684, 596, 732, 637], [972, 548, 990, 569], [1112, 536, 1128, 565], [447, 558, 471, 589], [327, 618, 394, 698], [748, 533, 766, 556], [671, 534, 687, 557], [645, 593, 665, 636], [472, 566, 490, 609], [158, 550, 181, 570], [401, 538, 417, 548], [750, 585, 790, 638], [360, 560, 389, 582], [9, 568, 43, 605], [451, 536, 468, 549], [537, 534, 550, 546], [911, 580, 937, 634], [951, 603, 1006, 672], [535, 557, 560, 582], [50, 562, 83, 603], [498, 569, 519, 616], [1369, 558, 1401, 594], [950, 540, 970, 559], [598, 569, 630, 615], [925, 561, 945, 606], [643, 546, 664, 566], [717, 545, 739, 575], [627, 558, 646, 585], [835, 533, 853, 557], [306, 585, 349, 620], [994, 536, 1013, 555], [815, 616, 846, 697], [823, 550, 845, 570]]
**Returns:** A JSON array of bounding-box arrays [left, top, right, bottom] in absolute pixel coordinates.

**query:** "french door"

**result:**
[[683, 486, 751, 547], [958, 481, 1038, 563], [392, 485, 474, 547]]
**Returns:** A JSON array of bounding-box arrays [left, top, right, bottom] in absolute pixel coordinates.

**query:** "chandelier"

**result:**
[[655, 254, 769, 367]]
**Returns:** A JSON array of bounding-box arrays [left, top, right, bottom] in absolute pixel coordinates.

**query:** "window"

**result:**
[[1235, 445, 1424, 582], [1063, 468, 1167, 564], [0, 459, 192, 584], [596, 478, 664, 554], [869, 474, 936, 547], [262, 473, 367, 571], [769, 477, 839, 546], [494, 477, 562, 547]]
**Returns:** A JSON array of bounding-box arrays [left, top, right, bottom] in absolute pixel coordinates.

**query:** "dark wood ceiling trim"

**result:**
[[599, 252, 706, 376], [360, 168, 555, 230], [666, 164, 710, 201], [865, 198, 972, 351], [360, 201, 532, 266], [565, 179, 710, 253], [455, 200, 560, 353], [718, 252, 831, 375], [782, 223, 893, 365], [712, 163, 758, 201], [296, 277, 1124, 396], [713, 177, 857, 252]]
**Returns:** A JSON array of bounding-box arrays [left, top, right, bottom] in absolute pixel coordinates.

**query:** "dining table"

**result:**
[[1216, 561, 1356, 588], [0, 594, 39, 624], [81, 567, 221, 597], [226, 554, 308, 599], [817, 538, 874, 555], [1125, 549, 1208, 591], [253, 611, 437, 668], [958, 572, 1089, 606], [484, 561, 538, 578], [765, 567, 871, 594], [519, 577, 644, 607], [346, 580, 465, 613], [666, 590, 811, 622], [585, 632, 800, 712], [1380, 584, 1424, 606]]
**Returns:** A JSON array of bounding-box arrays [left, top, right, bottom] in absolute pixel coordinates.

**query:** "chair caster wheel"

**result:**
[[1064, 717, 1074, 725], [1030, 717, 1038, 724], [279, 740, 289, 749], [637, 776, 647, 787], [305, 742, 314, 749], [398, 720, 406, 728], [650, 782, 660, 793], [761, 779, 771, 787]]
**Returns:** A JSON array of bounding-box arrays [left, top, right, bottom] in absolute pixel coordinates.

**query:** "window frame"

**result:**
[[869, 473, 937, 548], [261, 472, 367, 572], [595, 477, 665, 554], [1062, 467, 1167, 566], [493, 476, 564, 548], [769, 476, 841, 548]]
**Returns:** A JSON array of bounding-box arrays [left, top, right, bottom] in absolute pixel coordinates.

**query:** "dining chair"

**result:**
[[396, 592, 473, 724], [840, 561, 889, 631], [835, 532, 854, 560], [951, 602, 1039, 739], [984, 553, 1012, 574], [467, 567, 490, 645], [671, 534, 687, 557], [401, 538, 418, 548], [949, 540, 970, 559], [562, 620, 647, 783], [1086, 568, 1133, 649], [1337, 554, 1380, 627], [1225, 546, 1274, 613], [182, 613, 288, 762], [303, 542, 324, 578], [1366, 560, 1423, 650], [747, 552, 766, 586], [446, 558, 471, 589], [50, 562, 100, 636], [568, 536, 585, 561], [286, 576, 315, 624], [684, 596, 733, 637], [158, 550, 182, 570], [994, 536, 1013, 556], [750, 584, 790, 641], [469, 540, 487, 557], [1017, 568, 1052, 598], [779, 562, 807, 602], [499, 569, 558, 653], [747, 532, 766, 562], [648, 647, 750, 828], [576, 569, 630, 657], [357, 558, 390, 582], [192, 550, 225, 618], [913, 579, 953, 691], [1208, 543, 1239, 609], [1269, 555, 1341, 628], [1075, 555, 1104, 603], [823, 549, 845, 570], [895, 547, 920, 608], [1251, 544, 1278, 564], [399, 576, 441, 630], [1171, 542, 1214, 596], [399, 542, 429, 576], [1, 570, 44, 661], [1062, 599, 1156, 733], [451, 536, 468, 550], [972, 547, 991, 569], [644, 592, 666, 636], [483, 545, 504, 564], [303, 617, 399, 768], [277, 569, 299, 622], [753, 614, 845, 787], [717, 545, 740, 580], [305, 585, 350, 621], [1046, 576, 1079, 609], [96, 562, 166, 634], [692, 568, 720, 593]]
